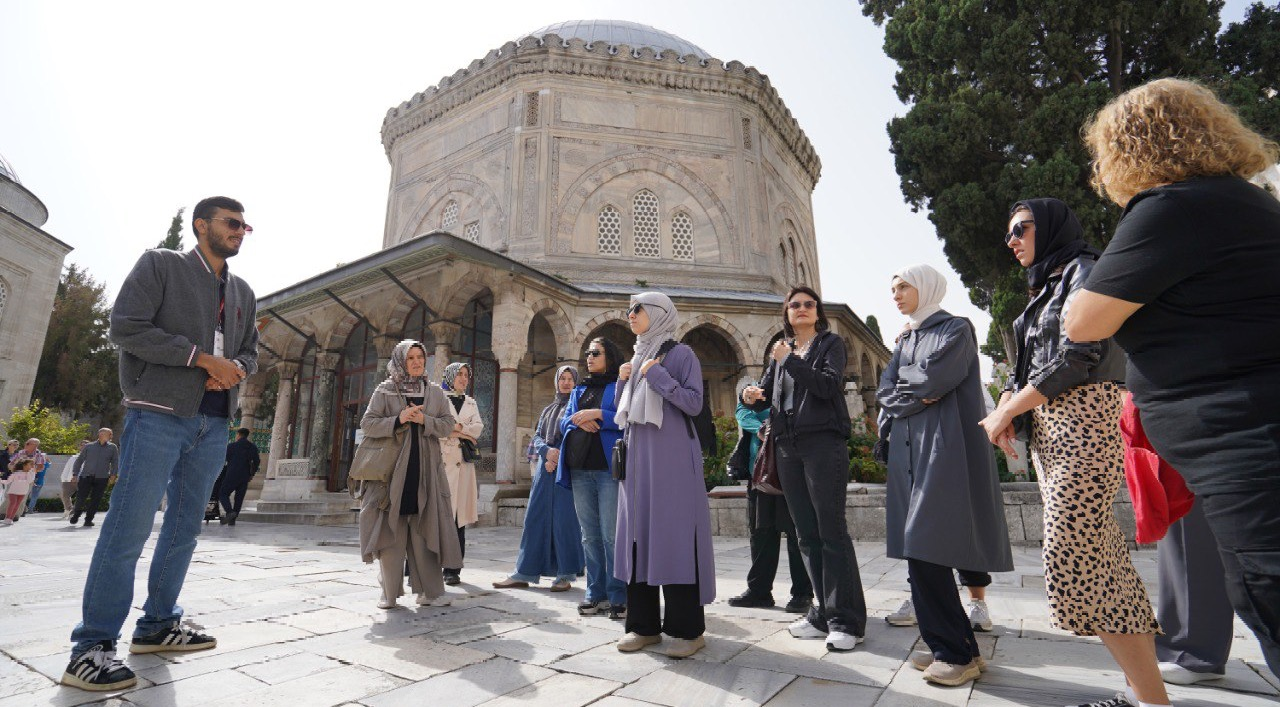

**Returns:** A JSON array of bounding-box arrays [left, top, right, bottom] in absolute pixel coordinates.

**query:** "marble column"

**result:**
[[491, 289, 533, 484], [428, 321, 459, 383], [308, 353, 340, 480], [266, 364, 297, 478]]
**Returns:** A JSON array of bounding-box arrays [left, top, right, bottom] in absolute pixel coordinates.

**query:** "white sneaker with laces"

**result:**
[[885, 598, 916, 626], [825, 630, 863, 652], [788, 617, 827, 639], [967, 599, 993, 631]]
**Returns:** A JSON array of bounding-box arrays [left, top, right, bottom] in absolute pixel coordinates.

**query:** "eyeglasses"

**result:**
[[209, 217, 254, 234], [627, 303, 644, 316], [787, 300, 818, 310], [1005, 220, 1033, 245], [585, 350, 604, 358]]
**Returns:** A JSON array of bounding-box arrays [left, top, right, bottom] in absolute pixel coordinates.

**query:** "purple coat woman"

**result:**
[[612, 292, 715, 659]]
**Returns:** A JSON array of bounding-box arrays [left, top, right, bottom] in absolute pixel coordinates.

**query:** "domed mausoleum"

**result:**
[[250, 21, 889, 520], [0, 154, 73, 418]]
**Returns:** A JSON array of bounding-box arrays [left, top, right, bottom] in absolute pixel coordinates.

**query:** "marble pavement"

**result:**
[[0, 512, 1275, 706]]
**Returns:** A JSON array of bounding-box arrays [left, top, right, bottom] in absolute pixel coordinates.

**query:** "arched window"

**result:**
[[633, 190, 660, 258], [671, 212, 694, 261], [778, 243, 790, 287], [441, 200, 459, 230], [0, 279, 8, 323], [332, 322, 379, 490], [463, 221, 480, 243], [455, 293, 498, 452], [787, 237, 800, 283], [289, 342, 319, 458], [597, 205, 621, 255], [798, 262, 808, 286]]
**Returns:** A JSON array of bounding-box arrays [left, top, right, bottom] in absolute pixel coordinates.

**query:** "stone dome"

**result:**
[[0, 153, 18, 184], [524, 20, 710, 59]]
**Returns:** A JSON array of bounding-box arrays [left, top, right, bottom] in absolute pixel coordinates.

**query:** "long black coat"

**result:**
[[223, 438, 261, 486], [877, 311, 1013, 572]]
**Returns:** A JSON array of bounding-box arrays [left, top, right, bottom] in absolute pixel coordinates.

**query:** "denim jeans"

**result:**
[[570, 469, 626, 606], [70, 408, 228, 655], [25, 482, 43, 513]]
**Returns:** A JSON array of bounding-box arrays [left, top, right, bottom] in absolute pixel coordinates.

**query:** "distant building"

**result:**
[[0, 154, 73, 418], [250, 21, 889, 517]]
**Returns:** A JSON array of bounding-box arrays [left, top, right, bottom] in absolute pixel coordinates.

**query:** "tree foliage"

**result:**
[[859, 0, 1279, 342], [864, 315, 883, 340], [1, 400, 91, 454], [156, 207, 185, 250], [32, 265, 120, 426]]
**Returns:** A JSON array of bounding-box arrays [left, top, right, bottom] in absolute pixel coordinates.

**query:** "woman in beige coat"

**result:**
[[358, 340, 462, 609], [439, 362, 484, 585]]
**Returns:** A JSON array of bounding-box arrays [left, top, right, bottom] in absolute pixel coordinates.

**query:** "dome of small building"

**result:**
[[0, 153, 18, 184], [523, 20, 710, 59]]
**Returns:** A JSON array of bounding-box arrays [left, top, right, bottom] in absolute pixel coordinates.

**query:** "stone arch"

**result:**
[[776, 202, 818, 289], [400, 173, 507, 248], [438, 273, 495, 325], [525, 297, 576, 360], [555, 152, 737, 262], [576, 313, 635, 363], [675, 313, 750, 369]]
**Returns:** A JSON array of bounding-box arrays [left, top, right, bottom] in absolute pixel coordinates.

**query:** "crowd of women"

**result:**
[[348, 77, 1279, 707]]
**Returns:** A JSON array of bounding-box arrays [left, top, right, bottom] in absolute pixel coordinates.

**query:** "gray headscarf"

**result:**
[[615, 292, 680, 428], [386, 340, 429, 395], [441, 362, 472, 397], [535, 365, 579, 448]]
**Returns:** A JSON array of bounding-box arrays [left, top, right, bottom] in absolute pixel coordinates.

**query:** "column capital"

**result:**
[[274, 362, 299, 380], [316, 352, 341, 371], [427, 320, 461, 343]]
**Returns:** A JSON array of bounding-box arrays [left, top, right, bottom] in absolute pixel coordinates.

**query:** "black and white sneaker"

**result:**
[[608, 605, 627, 620], [577, 600, 610, 616], [61, 641, 137, 691], [129, 624, 217, 654]]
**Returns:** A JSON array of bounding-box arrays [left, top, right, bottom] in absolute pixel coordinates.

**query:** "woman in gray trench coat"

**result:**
[[357, 340, 463, 609], [877, 264, 1012, 687]]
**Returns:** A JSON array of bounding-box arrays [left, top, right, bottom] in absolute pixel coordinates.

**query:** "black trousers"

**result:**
[[957, 570, 991, 588], [1156, 498, 1233, 674], [745, 487, 813, 601], [218, 477, 249, 515], [776, 432, 867, 636], [910, 557, 981, 665], [1198, 487, 1280, 677], [74, 477, 110, 522], [624, 543, 704, 639]]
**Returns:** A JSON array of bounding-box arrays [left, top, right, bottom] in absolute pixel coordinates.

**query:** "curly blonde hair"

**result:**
[[1083, 78, 1279, 206]]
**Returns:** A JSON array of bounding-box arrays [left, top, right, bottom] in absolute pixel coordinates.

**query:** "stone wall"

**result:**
[[495, 482, 1145, 547]]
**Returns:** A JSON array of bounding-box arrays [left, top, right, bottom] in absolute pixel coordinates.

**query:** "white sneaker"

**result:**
[[788, 617, 827, 639], [416, 594, 452, 607], [967, 599, 993, 632], [0, 519, 12, 527], [377, 596, 398, 609], [1158, 661, 1224, 685], [825, 630, 863, 652], [885, 598, 916, 626]]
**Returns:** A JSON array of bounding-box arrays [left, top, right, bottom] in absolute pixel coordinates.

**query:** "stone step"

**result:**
[[255, 500, 355, 514], [238, 511, 356, 527]]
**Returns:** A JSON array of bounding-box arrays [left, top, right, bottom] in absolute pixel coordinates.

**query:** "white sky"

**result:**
[[0, 0, 1257, 376]]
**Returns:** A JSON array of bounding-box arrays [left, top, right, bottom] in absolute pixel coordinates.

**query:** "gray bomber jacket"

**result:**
[[1007, 254, 1126, 401], [110, 247, 258, 418]]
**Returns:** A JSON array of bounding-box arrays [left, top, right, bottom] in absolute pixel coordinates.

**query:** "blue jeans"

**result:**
[[70, 409, 228, 655], [570, 469, 625, 606], [25, 482, 43, 513]]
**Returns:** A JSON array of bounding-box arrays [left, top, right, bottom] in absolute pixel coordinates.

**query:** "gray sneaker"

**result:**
[[967, 599, 993, 632], [885, 598, 916, 626]]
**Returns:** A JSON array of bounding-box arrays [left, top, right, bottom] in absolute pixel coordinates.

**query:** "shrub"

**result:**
[[1, 400, 91, 454], [847, 431, 887, 483], [34, 480, 113, 512], [703, 415, 739, 491]]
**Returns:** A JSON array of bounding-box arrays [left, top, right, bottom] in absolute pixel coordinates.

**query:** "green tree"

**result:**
[[864, 315, 883, 341], [1, 400, 90, 454], [32, 265, 120, 426], [156, 207, 185, 250], [858, 0, 1275, 346]]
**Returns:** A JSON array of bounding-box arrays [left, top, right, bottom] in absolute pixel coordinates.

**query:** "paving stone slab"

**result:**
[[321, 635, 493, 681], [122, 667, 265, 706], [616, 658, 795, 707], [474, 672, 621, 707], [270, 607, 374, 635], [548, 642, 675, 684], [763, 676, 882, 706], [363, 657, 555, 707], [215, 664, 406, 707], [234, 651, 345, 685]]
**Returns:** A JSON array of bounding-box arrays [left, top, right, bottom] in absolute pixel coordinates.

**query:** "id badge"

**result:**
[[214, 330, 225, 357]]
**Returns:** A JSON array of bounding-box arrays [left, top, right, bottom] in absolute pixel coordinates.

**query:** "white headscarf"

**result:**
[[615, 292, 679, 429], [892, 264, 947, 330]]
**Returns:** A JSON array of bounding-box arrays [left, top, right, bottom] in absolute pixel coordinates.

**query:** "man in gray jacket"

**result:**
[[69, 428, 119, 527], [62, 196, 257, 692]]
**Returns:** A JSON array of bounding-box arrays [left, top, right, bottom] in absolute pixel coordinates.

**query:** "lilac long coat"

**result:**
[[613, 343, 716, 605]]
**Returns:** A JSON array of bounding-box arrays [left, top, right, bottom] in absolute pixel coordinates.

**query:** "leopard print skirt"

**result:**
[[1031, 382, 1160, 637]]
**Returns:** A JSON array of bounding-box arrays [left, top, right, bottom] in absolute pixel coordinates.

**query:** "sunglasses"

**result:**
[[787, 300, 818, 310], [627, 303, 644, 316], [585, 350, 604, 358], [1005, 219, 1033, 245], [209, 217, 254, 234]]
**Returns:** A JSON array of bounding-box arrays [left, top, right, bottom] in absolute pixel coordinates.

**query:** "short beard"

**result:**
[[209, 238, 240, 259]]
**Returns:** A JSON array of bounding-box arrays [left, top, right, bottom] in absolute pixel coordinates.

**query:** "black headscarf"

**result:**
[[1012, 198, 1101, 292]]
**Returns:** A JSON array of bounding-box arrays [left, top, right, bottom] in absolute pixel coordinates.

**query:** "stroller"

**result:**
[[204, 468, 225, 523]]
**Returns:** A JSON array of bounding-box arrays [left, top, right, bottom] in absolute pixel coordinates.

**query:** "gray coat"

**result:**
[[356, 380, 463, 568], [877, 311, 1013, 572]]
